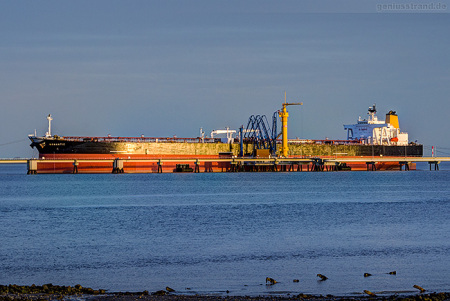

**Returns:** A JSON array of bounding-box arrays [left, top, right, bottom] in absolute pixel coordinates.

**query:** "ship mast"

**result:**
[[45, 114, 53, 138], [368, 104, 377, 122]]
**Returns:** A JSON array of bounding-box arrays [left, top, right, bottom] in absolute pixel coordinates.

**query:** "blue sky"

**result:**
[[1, 0, 449, 157]]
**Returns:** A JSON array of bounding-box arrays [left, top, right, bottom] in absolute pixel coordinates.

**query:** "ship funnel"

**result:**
[[386, 110, 399, 129]]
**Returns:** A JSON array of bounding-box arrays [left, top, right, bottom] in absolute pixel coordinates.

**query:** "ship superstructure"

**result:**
[[344, 104, 408, 145]]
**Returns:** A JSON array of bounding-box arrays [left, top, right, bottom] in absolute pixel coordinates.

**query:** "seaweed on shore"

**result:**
[[0, 283, 108, 296], [0, 284, 153, 301], [0, 283, 111, 300]]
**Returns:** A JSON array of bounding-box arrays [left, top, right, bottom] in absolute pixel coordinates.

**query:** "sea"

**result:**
[[0, 163, 449, 297]]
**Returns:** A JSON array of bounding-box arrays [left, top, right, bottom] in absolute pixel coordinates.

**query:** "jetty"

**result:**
[[0, 157, 448, 174]]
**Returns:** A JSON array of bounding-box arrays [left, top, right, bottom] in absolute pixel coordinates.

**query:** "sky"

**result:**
[[1, 0, 449, 158]]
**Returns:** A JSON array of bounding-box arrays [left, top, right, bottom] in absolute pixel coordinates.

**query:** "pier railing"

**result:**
[[61, 136, 221, 143]]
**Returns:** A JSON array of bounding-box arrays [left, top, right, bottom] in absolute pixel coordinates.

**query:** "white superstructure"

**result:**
[[210, 127, 236, 143], [344, 104, 409, 146]]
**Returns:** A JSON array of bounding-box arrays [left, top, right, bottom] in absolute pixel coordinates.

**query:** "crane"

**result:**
[[278, 92, 302, 157]]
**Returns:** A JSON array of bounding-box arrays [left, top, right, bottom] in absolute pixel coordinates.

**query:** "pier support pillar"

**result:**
[[325, 164, 335, 171], [73, 160, 79, 174], [112, 159, 124, 173], [428, 161, 440, 171], [27, 159, 38, 175], [312, 159, 324, 172], [366, 162, 377, 171], [399, 161, 410, 171]]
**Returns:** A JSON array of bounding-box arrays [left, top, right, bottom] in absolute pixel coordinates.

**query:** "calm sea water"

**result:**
[[0, 164, 449, 297]]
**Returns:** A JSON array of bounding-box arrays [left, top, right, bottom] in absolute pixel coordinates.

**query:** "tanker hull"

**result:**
[[29, 136, 422, 173]]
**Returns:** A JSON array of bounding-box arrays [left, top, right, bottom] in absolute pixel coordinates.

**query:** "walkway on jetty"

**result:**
[[1, 157, 449, 173]]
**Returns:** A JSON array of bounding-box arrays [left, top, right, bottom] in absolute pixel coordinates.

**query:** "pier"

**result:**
[[1, 157, 449, 174]]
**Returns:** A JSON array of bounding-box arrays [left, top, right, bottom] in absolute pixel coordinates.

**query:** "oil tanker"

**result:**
[[29, 105, 423, 173]]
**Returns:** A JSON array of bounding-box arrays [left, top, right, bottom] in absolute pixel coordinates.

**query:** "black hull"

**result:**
[[351, 145, 423, 157], [30, 139, 119, 154]]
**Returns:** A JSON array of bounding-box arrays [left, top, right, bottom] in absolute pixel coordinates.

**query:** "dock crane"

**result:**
[[278, 92, 302, 157]]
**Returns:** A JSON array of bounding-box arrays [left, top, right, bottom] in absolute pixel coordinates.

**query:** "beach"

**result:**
[[1, 291, 450, 301], [1, 284, 449, 301]]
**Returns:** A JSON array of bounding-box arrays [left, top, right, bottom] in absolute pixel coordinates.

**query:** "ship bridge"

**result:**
[[344, 104, 409, 146]]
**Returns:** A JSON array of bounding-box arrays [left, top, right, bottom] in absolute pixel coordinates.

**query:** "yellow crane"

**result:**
[[279, 92, 302, 157]]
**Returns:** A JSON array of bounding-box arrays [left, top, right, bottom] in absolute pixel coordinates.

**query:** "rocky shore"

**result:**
[[1, 284, 449, 301]]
